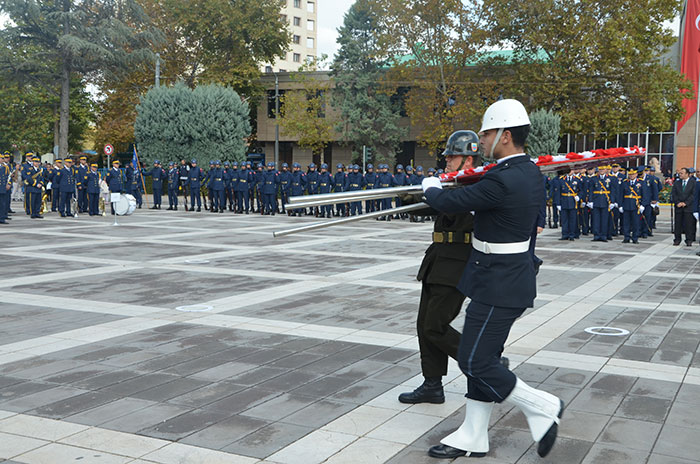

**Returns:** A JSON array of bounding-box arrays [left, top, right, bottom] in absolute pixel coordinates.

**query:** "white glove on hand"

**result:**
[[574, 196, 580, 202], [638, 206, 645, 214], [694, 212, 699, 221], [556, 205, 562, 212], [587, 202, 593, 209], [619, 207, 624, 213], [421, 176, 442, 192], [608, 204, 615, 211]]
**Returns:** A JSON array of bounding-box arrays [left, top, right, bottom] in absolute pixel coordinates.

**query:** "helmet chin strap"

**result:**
[[489, 128, 504, 159]]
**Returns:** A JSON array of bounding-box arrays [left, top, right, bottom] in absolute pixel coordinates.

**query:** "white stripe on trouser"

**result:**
[[441, 397, 493, 453], [505, 378, 561, 442]]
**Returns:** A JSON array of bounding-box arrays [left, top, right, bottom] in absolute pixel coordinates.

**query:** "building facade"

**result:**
[[261, 0, 318, 73]]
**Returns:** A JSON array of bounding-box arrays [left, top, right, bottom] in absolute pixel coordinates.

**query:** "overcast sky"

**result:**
[[316, 0, 355, 63]]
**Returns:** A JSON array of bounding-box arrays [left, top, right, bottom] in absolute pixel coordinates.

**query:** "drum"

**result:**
[[114, 194, 137, 216]]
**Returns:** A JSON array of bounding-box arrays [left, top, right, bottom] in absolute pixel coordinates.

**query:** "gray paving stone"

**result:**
[[29, 390, 119, 419], [64, 397, 157, 426], [653, 424, 700, 461], [221, 422, 312, 459], [202, 387, 280, 414], [239, 393, 316, 422], [0, 381, 55, 402], [629, 378, 681, 401], [41, 365, 112, 384], [9, 359, 87, 380], [99, 403, 191, 433], [181, 415, 271, 451], [615, 395, 671, 423], [599, 417, 662, 452], [138, 408, 229, 441], [131, 377, 211, 401], [542, 368, 595, 388], [647, 453, 699, 464], [98, 372, 181, 396], [663, 400, 700, 430], [72, 369, 143, 390], [254, 370, 323, 392], [0, 385, 88, 413], [580, 444, 649, 464], [329, 379, 395, 404], [280, 398, 356, 428], [558, 410, 610, 442], [167, 382, 247, 409], [586, 373, 636, 394], [290, 375, 351, 398], [511, 364, 557, 384], [224, 366, 288, 386], [569, 388, 625, 415], [676, 383, 700, 405]]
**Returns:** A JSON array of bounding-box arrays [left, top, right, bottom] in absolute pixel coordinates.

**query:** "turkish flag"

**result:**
[[679, 0, 700, 131]]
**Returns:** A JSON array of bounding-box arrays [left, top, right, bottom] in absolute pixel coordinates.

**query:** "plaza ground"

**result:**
[[0, 201, 698, 464]]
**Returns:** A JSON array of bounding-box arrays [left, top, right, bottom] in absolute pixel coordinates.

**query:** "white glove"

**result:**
[[587, 202, 593, 209], [421, 176, 442, 192], [694, 212, 699, 221], [619, 207, 624, 213], [638, 206, 645, 214], [608, 204, 615, 211], [556, 205, 561, 212], [574, 196, 580, 202]]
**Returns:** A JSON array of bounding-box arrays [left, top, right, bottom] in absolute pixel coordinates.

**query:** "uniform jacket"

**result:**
[[105, 167, 123, 192], [146, 167, 166, 191], [86, 171, 101, 194], [290, 171, 306, 196], [54, 166, 77, 193], [618, 178, 647, 211], [188, 166, 205, 188]]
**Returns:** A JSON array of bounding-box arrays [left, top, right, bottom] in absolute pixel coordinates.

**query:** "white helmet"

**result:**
[[479, 99, 530, 133]]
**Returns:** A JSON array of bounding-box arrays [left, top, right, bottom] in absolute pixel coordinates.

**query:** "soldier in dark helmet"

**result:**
[[398, 130, 510, 406]]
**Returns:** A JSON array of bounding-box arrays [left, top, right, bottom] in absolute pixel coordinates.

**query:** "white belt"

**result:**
[[472, 236, 530, 254]]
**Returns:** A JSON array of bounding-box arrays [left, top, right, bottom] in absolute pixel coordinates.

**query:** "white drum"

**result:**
[[114, 194, 137, 216]]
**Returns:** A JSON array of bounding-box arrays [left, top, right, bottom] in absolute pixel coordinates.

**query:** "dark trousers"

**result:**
[[87, 192, 99, 215], [674, 207, 696, 243], [190, 189, 201, 209], [623, 209, 640, 240], [28, 191, 42, 217], [560, 208, 577, 239], [226, 188, 235, 210], [349, 201, 362, 215], [236, 190, 249, 212], [336, 200, 346, 216], [153, 188, 162, 207], [458, 300, 525, 402], [132, 189, 142, 207], [592, 207, 609, 240], [321, 203, 333, 216], [59, 191, 73, 216], [280, 190, 289, 212], [263, 193, 276, 213], [0, 192, 7, 220], [551, 201, 559, 225], [417, 283, 465, 378], [78, 188, 87, 212], [168, 188, 178, 207], [365, 199, 377, 213], [212, 189, 224, 210], [51, 189, 59, 211], [581, 207, 590, 234], [640, 206, 653, 237]]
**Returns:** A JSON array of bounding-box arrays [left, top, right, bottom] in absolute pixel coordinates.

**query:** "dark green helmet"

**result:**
[[442, 130, 480, 156]]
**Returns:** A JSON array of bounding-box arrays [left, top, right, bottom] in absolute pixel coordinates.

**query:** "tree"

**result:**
[[330, 0, 405, 164], [528, 108, 561, 157], [368, 0, 498, 155], [134, 82, 251, 165], [0, 0, 160, 157], [277, 67, 334, 157], [481, 0, 690, 134]]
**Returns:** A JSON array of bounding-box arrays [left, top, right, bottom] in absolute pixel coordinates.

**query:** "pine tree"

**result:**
[[135, 82, 251, 165], [330, 0, 405, 164], [0, 0, 160, 157], [528, 108, 561, 157]]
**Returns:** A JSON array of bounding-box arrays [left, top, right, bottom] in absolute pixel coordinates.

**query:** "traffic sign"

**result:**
[[103, 144, 114, 155]]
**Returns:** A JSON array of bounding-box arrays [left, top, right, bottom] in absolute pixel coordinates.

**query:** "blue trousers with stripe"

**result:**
[[458, 300, 525, 403]]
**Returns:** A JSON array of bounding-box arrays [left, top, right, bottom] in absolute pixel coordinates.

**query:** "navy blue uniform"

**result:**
[[105, 166, 123, 215], [145, 166, 166, 208], [318, 171, 333, 217], [0, 163, 11, 222], [76, 163, 89, 212], [376, 171, 394, 213], [86, 170, 101, 215], [278, 169, 292, 213], [235, 167, 252, 213], [553, 175, 580, 240], [188, 166, 205, 210], [638, 173, 658, 237], [54, 166, 78, 217], [364, 170, 378, 213], [345, 171, 364, 215], [334, 170, 347, 216], [289, 169, 306, 215], [167, 167, 179, 209], [618, 178, 646, 242], [587, 174, 617, 241], [261, 168, 279, 214], [424, 154, 542, 403], [209, 167, 225, 212]]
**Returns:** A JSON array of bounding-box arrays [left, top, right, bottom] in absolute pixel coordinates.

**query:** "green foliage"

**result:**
[[528, 108, 561, 157], [330, 0, 405, 164], [134, 82, 251, 165], [481, 0, 689, 134]]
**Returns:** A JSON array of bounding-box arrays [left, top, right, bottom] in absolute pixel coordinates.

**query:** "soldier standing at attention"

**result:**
[[86, 163, 101, 216], [167, 162, 179, 210], [146, 160, 165, 209], [262, 161, 279, 215], [105, 160, 123, 215], [318, 163, 333, 218], [289, 162, 306, 216], [76, 155, 89, 213], [188, 159, 204, 211], [278, 162, 292, 214], [235, 162, 252, 214], [305, 163, 320, 216], [363, 163, 377, 214], [422, 100, 563, 460]]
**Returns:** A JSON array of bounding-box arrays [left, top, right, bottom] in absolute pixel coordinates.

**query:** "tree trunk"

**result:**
[[53, 105, 59, 157], [59, 59, 70, 157]]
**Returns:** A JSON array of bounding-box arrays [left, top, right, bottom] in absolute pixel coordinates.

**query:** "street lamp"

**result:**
[[275, 72, 280, 168]]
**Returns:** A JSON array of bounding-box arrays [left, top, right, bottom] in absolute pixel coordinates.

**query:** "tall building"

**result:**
[[262, 0, 318, 73]]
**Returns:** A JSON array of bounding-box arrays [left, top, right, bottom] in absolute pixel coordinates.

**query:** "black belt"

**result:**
[[433, 231, 471, 244]]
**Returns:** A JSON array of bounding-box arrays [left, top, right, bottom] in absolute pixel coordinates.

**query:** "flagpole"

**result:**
[[695, 66, 700, 171], [133, 145, 150, 208]]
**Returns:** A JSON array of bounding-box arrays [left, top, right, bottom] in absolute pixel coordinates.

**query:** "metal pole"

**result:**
[[362, 145, 366, 172], [645, 129, 649, 166], [695, 65, 700, 170], [155, 53, 160, 87], [275, 73, 280, 168]]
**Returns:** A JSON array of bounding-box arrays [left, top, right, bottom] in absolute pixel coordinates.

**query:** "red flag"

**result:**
[[679, 0, 700, 131]]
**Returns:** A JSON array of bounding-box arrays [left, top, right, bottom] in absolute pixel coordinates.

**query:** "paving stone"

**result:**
[[201, 387, 280, 414], [568, 388, 625, 415], [99, 403, 192, 433], [166, 382, 247, 409], [580, 444, 649, 464], [29, 390, 119, 419], [599, 417, 662, 452], [586, 373, 636, 394], [653, 424, 700, 461], [0, 386, 89, 413], [64, 397, 158, 426], [180, 414, 270, 450], [98, 372, 181, 396], [249, 369, 321, 392], [240, 393, 316, 422], [614, 395, 671, 423], [131, 377, 211, 401], [675, 383, 700, 405], [281, 399, 356, 428], [221, 422, 313, 459], [138, 408, 230, 441]]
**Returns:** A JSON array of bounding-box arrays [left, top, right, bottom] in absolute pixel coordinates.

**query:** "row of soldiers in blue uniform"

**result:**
[[126, 159, 443, 218], [550, 164, 661, 244]]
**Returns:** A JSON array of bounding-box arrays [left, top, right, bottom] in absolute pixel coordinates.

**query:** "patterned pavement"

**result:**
[[0, 201, 698, 464]]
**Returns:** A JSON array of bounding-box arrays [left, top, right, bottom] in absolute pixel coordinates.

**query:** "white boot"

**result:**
[[505, 377, 562, 442], [440, 398, 493, 454]]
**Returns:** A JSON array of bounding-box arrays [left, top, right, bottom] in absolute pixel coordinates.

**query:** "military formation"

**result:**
[[548, 164, 665, 244]]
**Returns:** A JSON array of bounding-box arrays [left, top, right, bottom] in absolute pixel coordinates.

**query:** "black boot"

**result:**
[[398, 377, 444, 404]]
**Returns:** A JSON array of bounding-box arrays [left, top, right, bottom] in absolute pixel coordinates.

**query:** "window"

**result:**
[[293, 0, 300, 7], [265, 65, 273, 73], [280, 14, 287, 22], [293, 53, 301, 62], [267, 90, 285, 118], [307, 19, 314, 31], [306, 37, 314, 48], [279, 69, 286, 72], [307, 1, 314, 13], [293, 34, 301, 44], [306, 55, 314, 63], [293, 16, 301, 26]]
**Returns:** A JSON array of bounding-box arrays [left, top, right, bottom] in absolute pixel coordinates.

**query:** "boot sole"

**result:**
[[537, 399, 565, 458], [398, 396, 445, 404]]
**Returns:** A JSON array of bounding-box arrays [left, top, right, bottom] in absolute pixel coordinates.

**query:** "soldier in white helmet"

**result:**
[[421, 99, 564, 459]]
